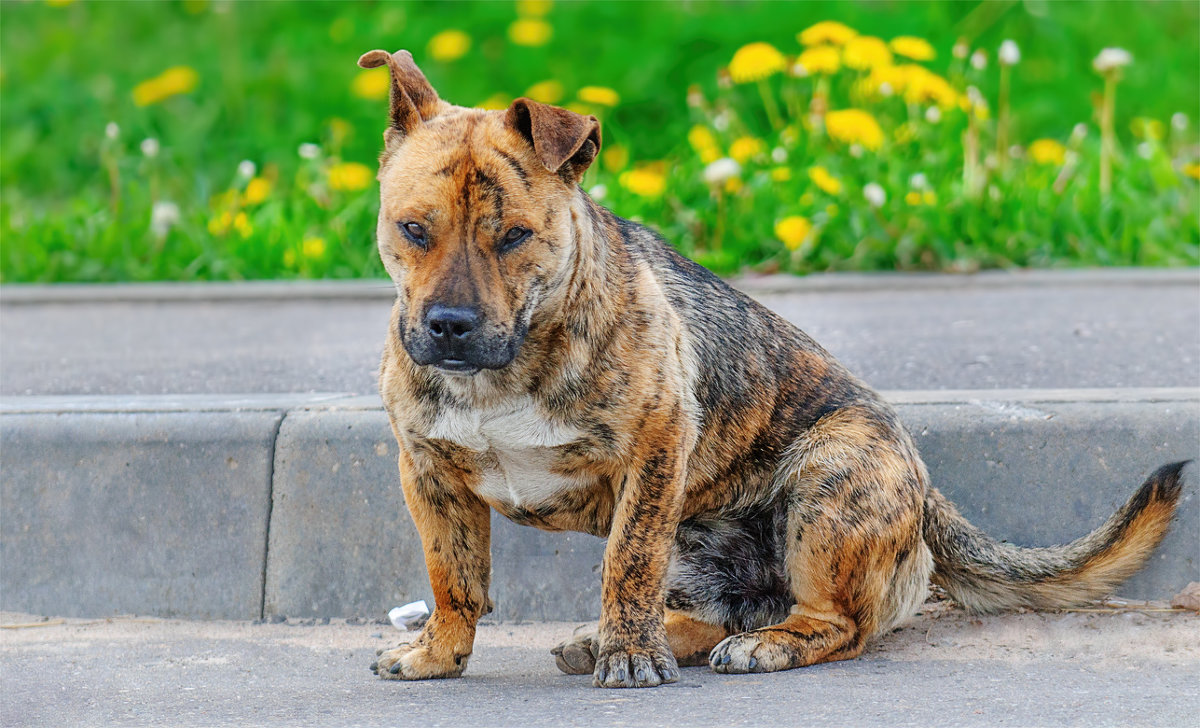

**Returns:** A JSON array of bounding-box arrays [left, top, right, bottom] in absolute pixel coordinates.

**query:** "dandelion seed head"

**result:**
[[924, 106, 942, 124], [140, 137, 160, 158], [1171, 112, 1189, 131], [105, 122, 120, 140], [1093, 47, 1133, 74], [909, 173, 928, 189], [970, 50, 987, 71], [863, 182, 886, 208], [588, 184, 607, 200], [237, 160, 257, 179], [703, 158, 741, 186], [998, 40, 1020, 66], [1137, 142, 1154, 159], [150, 200, 180, 239], [298, 143, 321, 160], [771, 147, 788, 164]]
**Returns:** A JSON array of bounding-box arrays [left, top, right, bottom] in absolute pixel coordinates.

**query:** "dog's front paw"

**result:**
[[593, 643, 680, 688], [370, 642, 468, 681]]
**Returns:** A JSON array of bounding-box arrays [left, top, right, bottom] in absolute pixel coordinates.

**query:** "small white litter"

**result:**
[[388, 600, 430, 631]]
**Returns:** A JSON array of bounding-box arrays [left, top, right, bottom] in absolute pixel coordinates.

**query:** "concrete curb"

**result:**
[[2, 389, 1197, 620], [2, 268, 1196, 304]]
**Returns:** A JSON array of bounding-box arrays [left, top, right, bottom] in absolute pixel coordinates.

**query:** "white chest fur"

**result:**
[[426, 398, 590, 508]]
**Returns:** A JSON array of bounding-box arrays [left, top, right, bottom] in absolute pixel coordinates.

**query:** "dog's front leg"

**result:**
[[373, 445, 490, 680], [594, 426, 689, 688]]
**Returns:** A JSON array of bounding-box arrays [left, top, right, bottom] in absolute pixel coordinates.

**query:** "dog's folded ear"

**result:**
[[506, 98, 601, 183], [358, 49, 442, 150]]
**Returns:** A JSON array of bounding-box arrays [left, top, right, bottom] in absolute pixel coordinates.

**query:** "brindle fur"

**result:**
[[361, 49, 1188, 688]]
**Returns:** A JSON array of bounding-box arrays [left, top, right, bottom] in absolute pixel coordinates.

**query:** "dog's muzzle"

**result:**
[[403, 303, 522, 374]]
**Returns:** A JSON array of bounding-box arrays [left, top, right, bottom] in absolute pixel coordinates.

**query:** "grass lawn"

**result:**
[[1, 0, 1197, 282]]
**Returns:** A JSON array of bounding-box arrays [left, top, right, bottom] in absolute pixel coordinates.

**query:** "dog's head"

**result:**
[[359, 49, 601, 376]]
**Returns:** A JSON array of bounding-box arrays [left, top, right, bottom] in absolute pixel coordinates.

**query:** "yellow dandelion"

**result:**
[[724, 177, 743, 194], [866, 64, 911, 96], [132, 65, 199, 107], [825, 109, 884, 150], [1028, 139, 1067, 166], [45, 0, 76, 6], [1183, 162, 1200, 179], [1130, 117, 1164, 141], [825, 203, 839, 217], [729, 136, 765, 164], [619, 163, 666, 197], [302, 236, 328, 259], [807, 166, 843, 195], [525, 79, 564, 104], [775, 216, 813, 251], [728, 42, 786, 84], [602, 144, 629, 172], [565, 102, 597, 116], [516, 0, 553, 17], [890, 36, 935, 61], [903, 67, 958, 109], [799, 21, 857, 47], [327, 118, 351, 147], [509, 18, 552, 46], [688, 125, 722, 164], [770, 167, 792, 182], [797, 45, 841, 75], [352, 68, 390, 100], [207, 210, 232, 236], [428, 30, 471, 62], [799, 192, 815, 207], [905, 191, 923, 206], [477, 93, 511, 111], [328, 161, 373, 191], [233, 212, 252, 239], [842, 36, 892, 71], [283, 249, 297, 267], [923, 190, 938, 205], [893, 122, 917, 144], [577, 86, 620, 107], [243, 177, 271, 205]]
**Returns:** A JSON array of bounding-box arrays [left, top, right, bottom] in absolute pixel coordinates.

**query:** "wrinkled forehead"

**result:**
[[380, 108, 543, 204]]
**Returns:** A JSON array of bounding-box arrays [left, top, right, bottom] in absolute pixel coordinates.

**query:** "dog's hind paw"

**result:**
[[551, 632, 598, 675]]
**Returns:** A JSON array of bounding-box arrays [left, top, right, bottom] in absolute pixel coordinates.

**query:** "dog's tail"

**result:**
[[922, 461, 1188, 613]]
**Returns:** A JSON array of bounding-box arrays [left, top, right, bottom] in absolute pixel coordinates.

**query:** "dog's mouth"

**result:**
[[433, 358, 481, 376]]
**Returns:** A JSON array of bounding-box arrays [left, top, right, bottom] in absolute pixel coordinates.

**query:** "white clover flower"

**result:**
[[1071, 123, 1089, 142], [952, 38, 969, 60], [998, 40, 1020, 66], [140, 137, 159, 158], [150, 200, 180, 239], [1093, 47, 1132, 74], [771, 147, 787, 164], [588, 183, 607, 200], [297, 143, 321, 160], [703, 157, 741, 185], [105, 122, 120, 140], [237, 160, 257, 179], [1171, 112, 1188, 131], [909, 173, 928, 190], [863, 182, 886, 208], [924, 106, 942, 124], [970, 49, 987, 71]]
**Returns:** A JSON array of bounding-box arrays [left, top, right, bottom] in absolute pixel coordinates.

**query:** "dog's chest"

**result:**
[[426, 399, 591, 508]]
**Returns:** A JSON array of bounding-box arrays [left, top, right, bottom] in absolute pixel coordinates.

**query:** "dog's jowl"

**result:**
[[359, 49, 1186, 688]]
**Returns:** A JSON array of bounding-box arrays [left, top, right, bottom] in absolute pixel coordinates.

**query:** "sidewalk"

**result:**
[[3, 604, 1197, 727], [1, 269, 1198, 622]]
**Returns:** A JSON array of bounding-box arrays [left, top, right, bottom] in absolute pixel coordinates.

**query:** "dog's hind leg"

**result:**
[[710, 404, 933, 674]]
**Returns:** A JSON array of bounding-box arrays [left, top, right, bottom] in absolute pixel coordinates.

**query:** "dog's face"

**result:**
[[361, 50, 601, 375]]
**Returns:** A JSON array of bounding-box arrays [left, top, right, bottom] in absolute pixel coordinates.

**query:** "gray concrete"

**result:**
[[3, 390, 1195, 621], [2, 607, 1196, 728], [2, 271, 1197, 396], [0, 411, 280, 619]]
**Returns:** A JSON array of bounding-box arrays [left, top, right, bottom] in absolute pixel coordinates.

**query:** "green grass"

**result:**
[[1, 0, 1197, 283]]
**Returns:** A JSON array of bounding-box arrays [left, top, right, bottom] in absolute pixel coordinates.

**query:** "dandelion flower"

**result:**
[[132, 66, 199, 106], [703, 158, 741, 186], [509, 18, 553, 46], [477, 93, 512, 111], [237, 160, 257, 179], [1093, 47, 1132, 74], [825, 109, 884, 151], [428, 30, 471, 62], [1130, 117, 1164, 141], [770, 167, 792, 182], [922, 190, 938, 205], [799, 21, 857, 47], [905, 191, 923, 206], [525, 79, 564, 104], [516, 0, 553, 16], [352, 68, 390, 100], [910, 173, 929, 189], [328, 161, 373, 191], [1183, 163, 1200, 180], [1028, 139, 1067, 166], [970, 49, 987, 70], [998, 39, 1020, 66], [728, 42, 786, 83], [602, 144, 629, 172], [797, 45, 840, 75], [904, 67, 958, 109], [302, 236, 328, 259], [775, 216, 812, 251], [140, 137, 160, 158], [842, 36, 892, 70], [688, 125, 722, 164], [890, 36, 935, 61], [619, 163, 667, 197], [243, 177, 272, 205], [807, 166, 843, 195], [298, 143, 322, 160], [771, 147, 787, 164], [577, 86, 620, 106], [729, 136, 765, 164], [233, 212, 252, 239], [150, 200, 180, 239], [862, 182, 886, 208]]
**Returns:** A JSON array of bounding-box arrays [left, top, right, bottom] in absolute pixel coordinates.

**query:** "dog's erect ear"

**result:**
[[357, 49, 441, 149], [506, 98, 601, 182]]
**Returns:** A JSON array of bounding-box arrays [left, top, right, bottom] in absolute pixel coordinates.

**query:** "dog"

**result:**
[[359, 49, 1186, 688]]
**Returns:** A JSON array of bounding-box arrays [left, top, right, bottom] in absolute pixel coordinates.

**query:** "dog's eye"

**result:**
[[499, 226, 531, 252], [399, 222, 427, 247]]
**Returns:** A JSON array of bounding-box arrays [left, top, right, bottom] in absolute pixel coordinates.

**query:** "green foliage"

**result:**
[[1, 0, 1197, 282]]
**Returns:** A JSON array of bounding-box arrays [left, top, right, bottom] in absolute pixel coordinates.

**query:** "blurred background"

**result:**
[[2, 0, 1197, 282]]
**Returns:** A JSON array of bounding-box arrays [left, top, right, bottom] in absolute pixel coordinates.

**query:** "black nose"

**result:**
[[425, 304, 480, 341]]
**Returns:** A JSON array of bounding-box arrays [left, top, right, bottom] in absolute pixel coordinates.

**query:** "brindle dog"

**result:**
[[360, 49, 1186, 688]]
